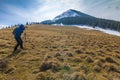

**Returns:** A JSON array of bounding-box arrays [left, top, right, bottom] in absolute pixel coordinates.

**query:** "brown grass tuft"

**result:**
[[36, 72, 55, 80], [36, 72, 46, 80], [54, 52, 61, 57], [0, 61, 7, 72], [40, 61, 61, 72], [94, 60, 104, 67], [72, 57, 82, 62], [85, 56, 94, 63], [75, 50, 83, 54], [93, 65, 101, 72], [80, 54, 88, 59], [103, 63, 120, 73], [70, 72, 86, 80], [87, 73, 108, 80], [66, 52, 73, 57], [96, 56, 105, 63], [56, 56, 64, 62], [105, 57, 116, 63], [85, 51, 95, 56], [44, 54, 52, 61], [4, 67, 14, 74]]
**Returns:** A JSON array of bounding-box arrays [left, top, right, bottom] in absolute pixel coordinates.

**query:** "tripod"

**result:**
[[24, 28, 26, 49]]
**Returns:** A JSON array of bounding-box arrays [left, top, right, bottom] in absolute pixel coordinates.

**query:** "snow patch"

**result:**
[[53, 23, 64, 26], [75, 25, 120, 37], [94, 27, 120, 36], [53, 9, 80, 21], [0, 25, 8, 29]]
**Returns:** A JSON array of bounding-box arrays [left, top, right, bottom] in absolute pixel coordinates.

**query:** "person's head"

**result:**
[[19, 24, 25, 30]]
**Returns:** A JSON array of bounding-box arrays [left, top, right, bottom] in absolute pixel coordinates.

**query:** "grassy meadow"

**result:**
[[0, 24, 120, 80]]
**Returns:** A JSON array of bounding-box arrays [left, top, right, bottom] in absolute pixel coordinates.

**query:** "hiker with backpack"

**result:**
[[13, 24, 26, 52]]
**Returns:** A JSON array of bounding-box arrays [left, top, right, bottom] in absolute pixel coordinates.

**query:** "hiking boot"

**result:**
[[13, 49, 17, 53], [21, 48, 26, 50]]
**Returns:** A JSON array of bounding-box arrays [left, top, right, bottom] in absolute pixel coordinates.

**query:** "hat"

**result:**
[[19, 24, 25, 30]]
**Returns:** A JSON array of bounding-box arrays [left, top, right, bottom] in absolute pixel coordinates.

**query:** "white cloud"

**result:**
[[1, 0, 120, 26], [33, 0, 84, 20], [2, 0, 82, 23]]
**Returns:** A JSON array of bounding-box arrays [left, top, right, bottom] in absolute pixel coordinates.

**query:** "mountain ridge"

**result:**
[[53, 9, 94, 21], [40, 9, 120, 32]]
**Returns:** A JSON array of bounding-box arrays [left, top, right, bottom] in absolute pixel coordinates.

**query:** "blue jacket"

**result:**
[[13, 24, 25, 39]]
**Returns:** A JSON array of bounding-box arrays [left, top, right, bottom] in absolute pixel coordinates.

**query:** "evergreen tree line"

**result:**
[[55, 17, 120, 32]]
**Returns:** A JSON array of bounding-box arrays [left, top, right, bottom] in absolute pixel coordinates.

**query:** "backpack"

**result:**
[[12, 28, 17, 35]]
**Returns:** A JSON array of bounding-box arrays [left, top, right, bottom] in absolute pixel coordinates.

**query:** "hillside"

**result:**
[[41, 9, 120, 32], [0, 24, 120, 80]]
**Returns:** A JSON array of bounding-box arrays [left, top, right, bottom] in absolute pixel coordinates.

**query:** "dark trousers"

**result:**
[[14, 37, 23, 51]]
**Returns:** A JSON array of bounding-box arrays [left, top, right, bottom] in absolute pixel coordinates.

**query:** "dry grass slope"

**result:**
[[0, 24, 120, 80]]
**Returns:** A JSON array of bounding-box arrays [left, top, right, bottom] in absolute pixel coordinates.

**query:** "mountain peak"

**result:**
[[66, 9, 78, 12], [53, 9, 93, 21], [67, 9, 80, 13]]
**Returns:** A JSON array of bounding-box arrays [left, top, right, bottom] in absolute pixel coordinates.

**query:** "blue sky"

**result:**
[[0, 0, 120, 27]]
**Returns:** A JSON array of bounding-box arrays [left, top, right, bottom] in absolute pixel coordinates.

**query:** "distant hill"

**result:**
[[40, 9, 120, 32]]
